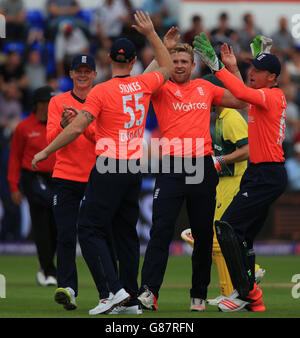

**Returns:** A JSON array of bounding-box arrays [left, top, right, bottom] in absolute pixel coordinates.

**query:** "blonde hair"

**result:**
[[170, 43, 194, 63]]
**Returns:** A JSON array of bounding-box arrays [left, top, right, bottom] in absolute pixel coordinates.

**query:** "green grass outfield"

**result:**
[[0, 255, 299, 319]]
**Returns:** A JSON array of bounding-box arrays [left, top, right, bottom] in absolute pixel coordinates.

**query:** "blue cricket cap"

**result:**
[[250, 53, 281, 77], [71, 54, 96, 71], [110, 38, 136, 63]]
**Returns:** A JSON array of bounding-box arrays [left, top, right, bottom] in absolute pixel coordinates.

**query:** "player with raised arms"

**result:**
[[193, 33, 287, 312], [31, 10, 174, 315]]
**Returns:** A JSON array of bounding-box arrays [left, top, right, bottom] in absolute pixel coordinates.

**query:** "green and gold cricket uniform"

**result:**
[[212, 108, 248, 296]]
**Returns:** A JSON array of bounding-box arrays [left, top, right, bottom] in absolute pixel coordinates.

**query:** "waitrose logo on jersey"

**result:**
[[172, 102, 208, 112]]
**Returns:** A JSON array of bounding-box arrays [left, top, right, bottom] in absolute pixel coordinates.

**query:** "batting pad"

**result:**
[[215, 220, 250, 299]]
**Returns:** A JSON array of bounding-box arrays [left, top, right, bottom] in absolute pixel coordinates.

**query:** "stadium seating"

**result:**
[[45, 41, 56, 76], [2, 41, 25, 54], [58, 76, 73, 92], [26, 9, 45, 30], [77, 9, 94, 25]]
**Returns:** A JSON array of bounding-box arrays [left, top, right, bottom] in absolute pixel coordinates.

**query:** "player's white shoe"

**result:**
[[36, 270, 47, 286], [181, 228, 194, 248], [218, 289, 250, 312], [206, 294, 226, 306], [45, 276, 57, 286], [138, 285, 158, 311], [108, 304, 142, 315], [55, 287, 77, 310], [89, 288, 130, 315], [218, 284, 263, 312], [190, 298, 206, 311]]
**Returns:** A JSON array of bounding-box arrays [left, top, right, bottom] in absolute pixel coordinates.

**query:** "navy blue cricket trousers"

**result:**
[[52, 178, 87, 296], [77, 159, 142, 300], [220, 162, 287, 288], [141, 156, 219, 300]]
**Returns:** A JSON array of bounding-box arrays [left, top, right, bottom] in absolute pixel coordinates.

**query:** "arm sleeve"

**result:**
[[83, 121, 96, 143], [140, 71, 165, 93], [215, 67, 269, 109], [82, 86, 102, 118], [46, 98, 63, 144], [212, 86, 226, 106], [7, 124, 25, 192]]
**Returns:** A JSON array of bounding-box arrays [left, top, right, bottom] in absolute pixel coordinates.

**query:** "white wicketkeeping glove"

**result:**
[[250, 35, 273, 57]]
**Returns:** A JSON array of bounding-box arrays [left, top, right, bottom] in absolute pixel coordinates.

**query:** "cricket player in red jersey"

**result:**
[[32, 11, 173, 315], [46, 54, 97, 310], [8, 86, 57, 286], [193, 35, 287, 312], [137, 28, 247, 312]]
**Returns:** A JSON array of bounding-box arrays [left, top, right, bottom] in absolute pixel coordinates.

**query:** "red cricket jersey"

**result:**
[[8, 113, 56, 192], [47, 91, 96, 182], [151, 79, 225, 157], [83, 71, 164, 159], [216, 68, 286, 163]]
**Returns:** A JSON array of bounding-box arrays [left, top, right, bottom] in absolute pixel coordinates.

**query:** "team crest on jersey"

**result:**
[[174, 89, 182, 98], [197, 87, 204, 96]]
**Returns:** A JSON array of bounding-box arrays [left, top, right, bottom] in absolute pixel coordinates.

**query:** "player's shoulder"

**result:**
[[223, 108, 247, 124], [196, 77, 214, 87], [259, 86, 285, 99], [192, 78, 221, 92], [14, 113, 35, 132], [15, 116, 28, 130], [222, 107, 242, 118], [259, 87, 287, 110], [137, 71, 165, 84], [50, 90, 72, 103]]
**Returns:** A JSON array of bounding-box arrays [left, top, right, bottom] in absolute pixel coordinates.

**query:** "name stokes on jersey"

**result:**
[[120, 82, 146, 145], [119, 81, 142, 94]]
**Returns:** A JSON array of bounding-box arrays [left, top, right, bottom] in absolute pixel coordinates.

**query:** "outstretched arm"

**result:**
[[32, 109, 94, 170], [193, 34, 266, 108], [214, 144, 249, 173], [220, 43, 243, 82], [132, 11, 174, 82], [216, 68, 267, 108]]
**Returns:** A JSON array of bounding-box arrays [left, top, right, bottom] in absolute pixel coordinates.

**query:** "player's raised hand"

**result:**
[[250, 35, 273, 57], [132, 10, 155, 38], [220, 43, 237, 69], [163, 26, 180, 52], [193, 33, 224, 73]]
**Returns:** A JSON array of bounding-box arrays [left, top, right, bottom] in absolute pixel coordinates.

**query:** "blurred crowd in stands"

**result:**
[[0, 0, 300, 241]]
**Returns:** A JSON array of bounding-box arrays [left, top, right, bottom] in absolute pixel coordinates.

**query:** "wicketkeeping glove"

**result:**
[[213, 155, 225, 173], [193, 33, 224, 73], [250, 34, 273, 57]]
